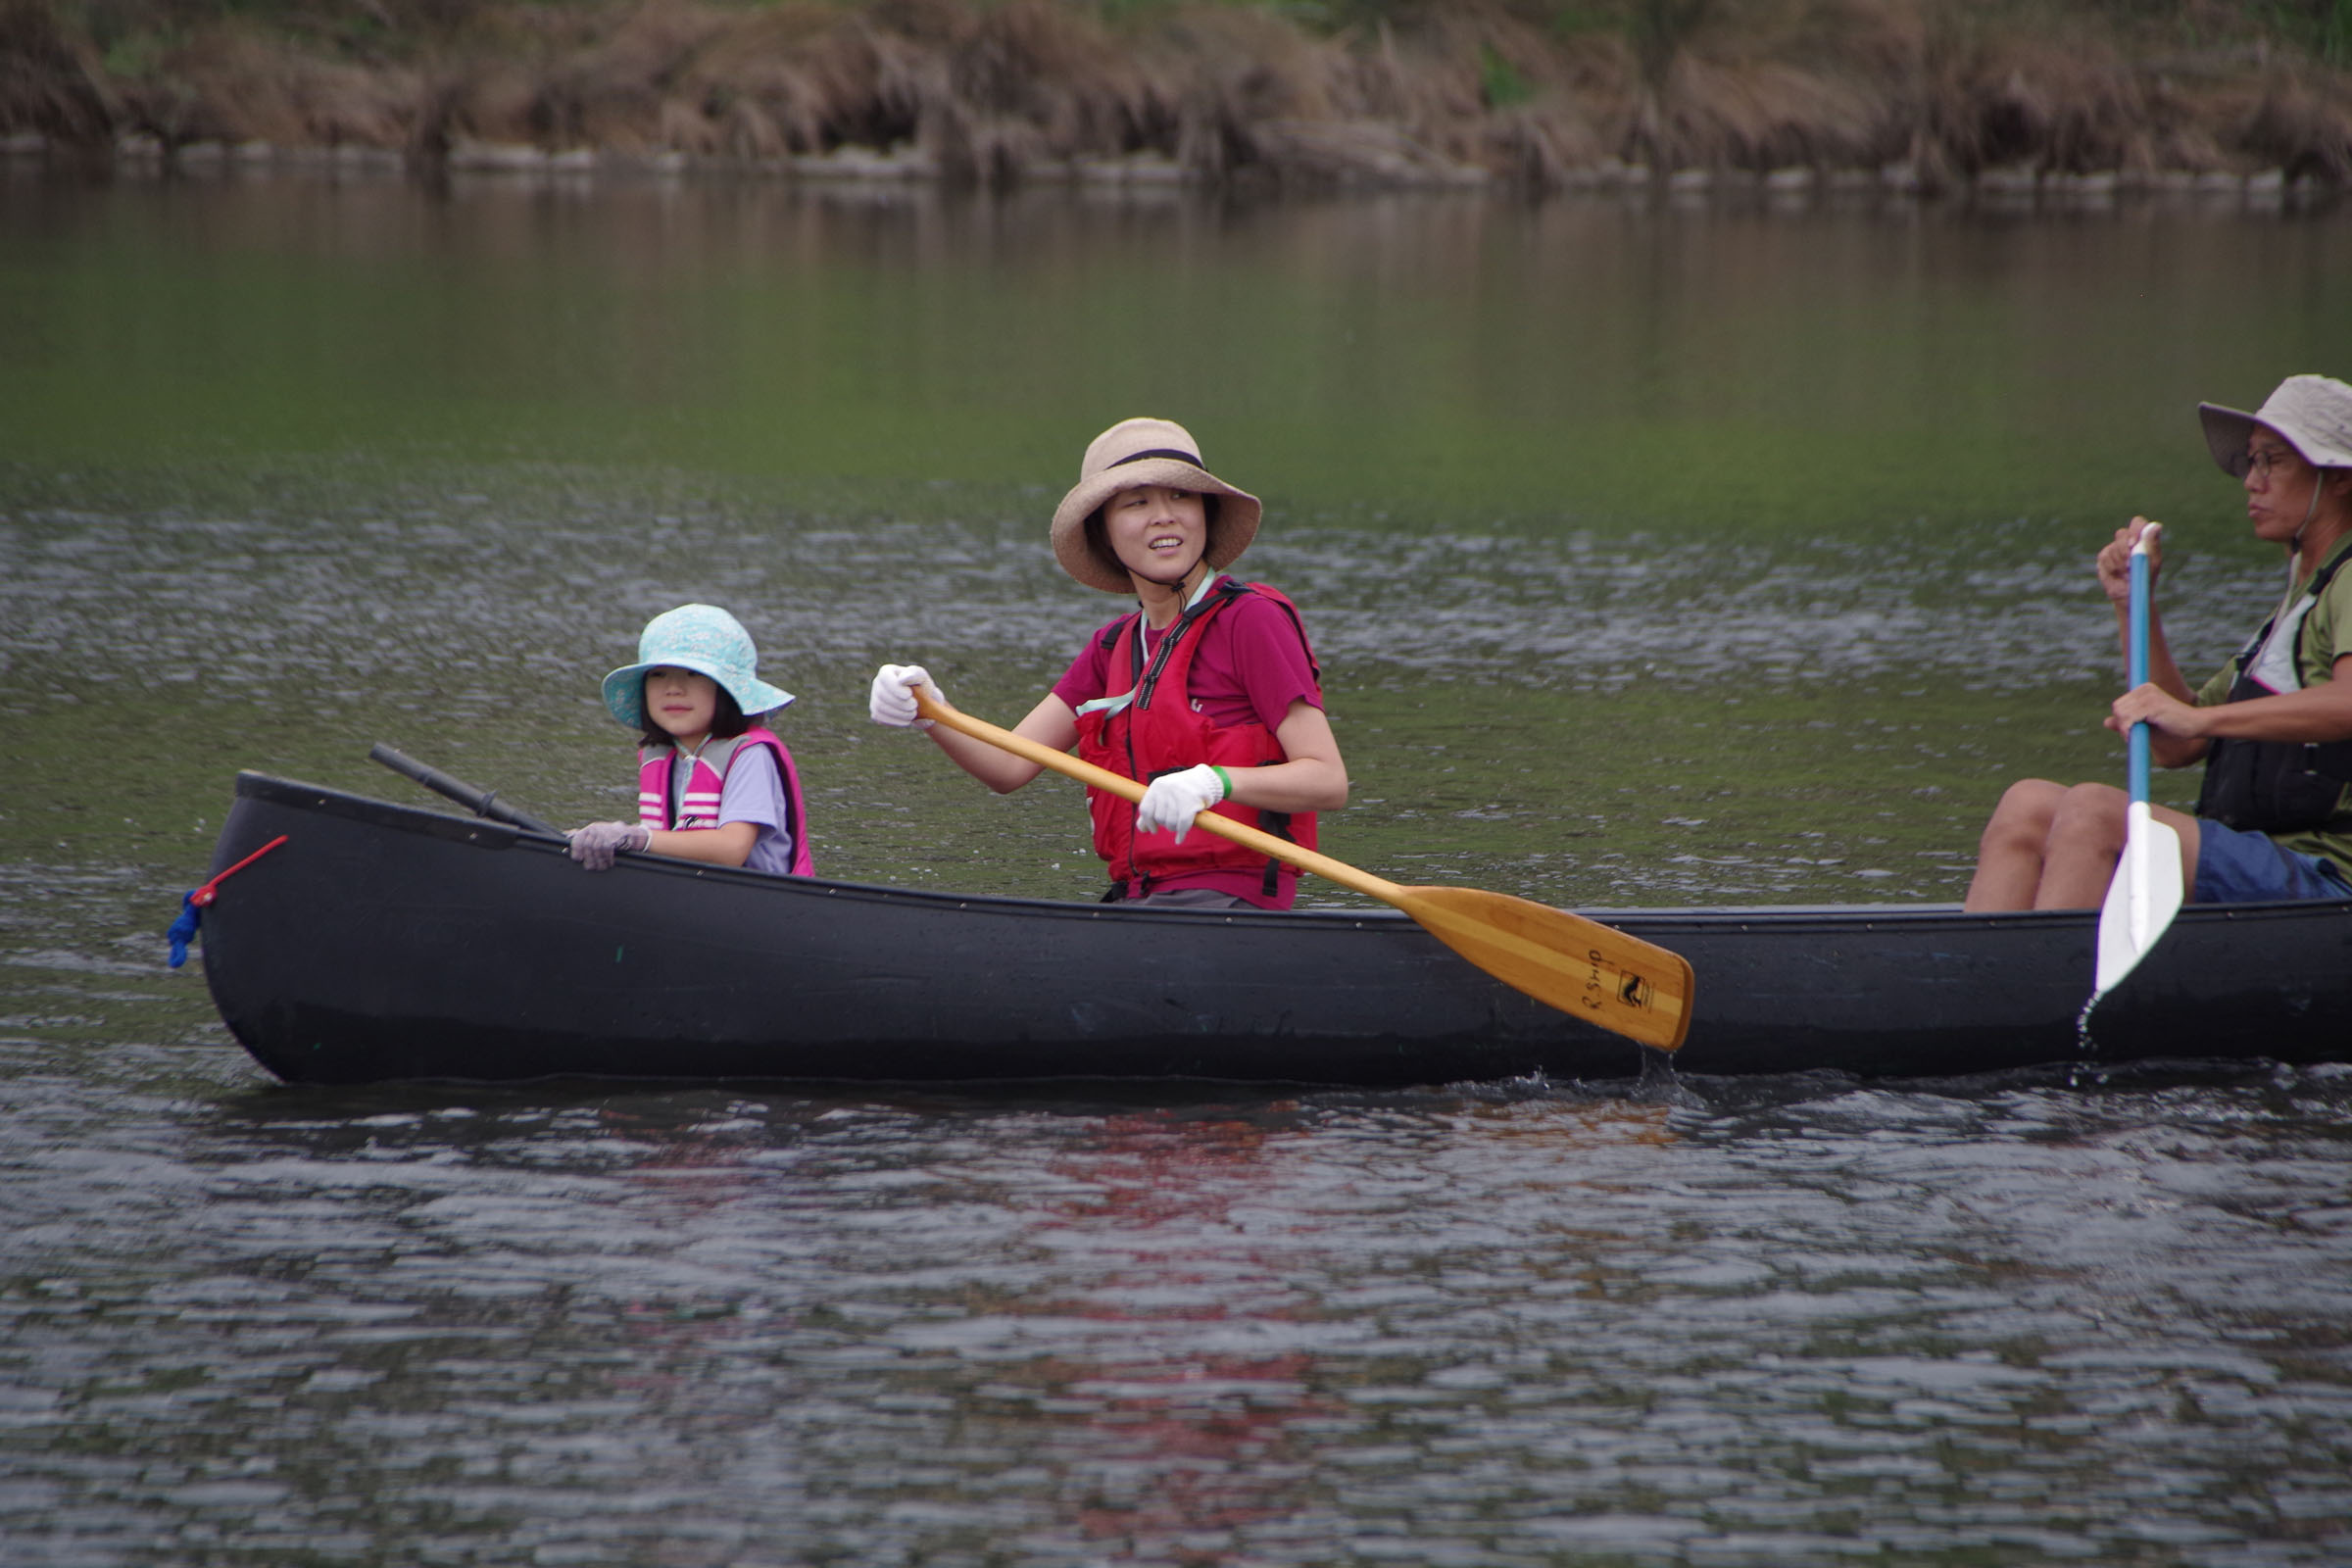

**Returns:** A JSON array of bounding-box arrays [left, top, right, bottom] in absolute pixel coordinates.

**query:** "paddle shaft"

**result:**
[[913, 691, 1694, 1050], [2093, 523, 2185, 1002], [369, 743, 560, 835], [2128, 538, 2154, 803]]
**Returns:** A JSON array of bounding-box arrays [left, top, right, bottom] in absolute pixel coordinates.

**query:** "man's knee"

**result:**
[[1982, 779, 2064, 849], [2048, 782, 2130, 849]]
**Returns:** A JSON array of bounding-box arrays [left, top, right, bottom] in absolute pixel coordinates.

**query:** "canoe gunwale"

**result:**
[[239, 768, 2352, 936], [204, 772, 2352, 1086]]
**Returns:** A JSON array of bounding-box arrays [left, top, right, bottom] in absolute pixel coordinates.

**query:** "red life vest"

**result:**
[[636, 726, 814, 876], [1072, 578, 1319, 902]]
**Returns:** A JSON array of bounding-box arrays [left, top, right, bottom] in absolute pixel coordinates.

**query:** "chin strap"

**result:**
[[1133, 563, 1217, 597], [2287, 468, 2349, 592]]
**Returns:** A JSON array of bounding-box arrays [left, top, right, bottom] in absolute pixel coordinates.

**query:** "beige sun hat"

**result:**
[[2198, 374, 2352, 477], [1050, 417, 1263, 594]]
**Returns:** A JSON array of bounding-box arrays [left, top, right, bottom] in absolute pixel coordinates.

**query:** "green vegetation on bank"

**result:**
[[4, 0, 2350, 188]]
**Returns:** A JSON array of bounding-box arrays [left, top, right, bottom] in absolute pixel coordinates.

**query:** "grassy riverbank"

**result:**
[[5, 0, 2351, 190]]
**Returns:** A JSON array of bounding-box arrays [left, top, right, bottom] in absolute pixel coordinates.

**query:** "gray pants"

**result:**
[[1121, 886, 1258, 911]]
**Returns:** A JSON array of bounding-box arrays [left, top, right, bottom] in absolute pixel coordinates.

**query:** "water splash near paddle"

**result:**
[[1634, 1045, 1705, 1108], [2073, 995, 2102, 1061]]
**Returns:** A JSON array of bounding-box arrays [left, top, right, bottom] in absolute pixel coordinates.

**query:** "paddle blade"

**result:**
[[2093, 803, 2183, 1000], [1398, 885, 1694, 1052]]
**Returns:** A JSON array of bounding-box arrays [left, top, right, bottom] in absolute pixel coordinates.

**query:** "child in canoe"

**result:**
[[567, 604, 813, 876], [866, 416, 1347, 908]]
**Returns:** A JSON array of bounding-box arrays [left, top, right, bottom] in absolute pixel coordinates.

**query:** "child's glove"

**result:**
[[1136, 764, 1227, 842], [567, 821, 651, 871], [869, 663, 940, 729]]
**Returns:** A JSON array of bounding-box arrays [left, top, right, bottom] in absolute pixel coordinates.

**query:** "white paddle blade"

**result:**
[[2093, 803, 2184, 999]]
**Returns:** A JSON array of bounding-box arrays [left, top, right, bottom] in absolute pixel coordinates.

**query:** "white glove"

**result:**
[[869, 663, 939, 729], [1136, 764, 1227, 843], [568, 820, 651, 871]]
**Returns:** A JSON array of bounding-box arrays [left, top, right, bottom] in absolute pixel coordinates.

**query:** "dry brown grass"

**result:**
[[0, 0, 115, 143], [118, 23, 421, 146], [6, 0, 2348, 186], [2230, 64, 2352, 180]]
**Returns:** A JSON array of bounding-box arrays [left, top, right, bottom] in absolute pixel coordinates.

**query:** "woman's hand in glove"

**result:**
[[1135, 764, 1227, 842], [869, 663, 940, 729]]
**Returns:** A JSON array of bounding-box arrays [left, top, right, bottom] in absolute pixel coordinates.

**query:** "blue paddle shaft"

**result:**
[[2095, 524, 2183, 1003], [2128, 543, 2152, 805]]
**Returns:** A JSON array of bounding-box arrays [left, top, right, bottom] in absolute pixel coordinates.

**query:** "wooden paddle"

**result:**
[[915, 691, 1694, 1051], [2092, 523, 2184, 1004]]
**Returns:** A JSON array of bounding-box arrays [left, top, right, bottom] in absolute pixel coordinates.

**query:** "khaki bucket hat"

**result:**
[[2198, 374, 2352, 477], [1051, 417, 1263, 594]]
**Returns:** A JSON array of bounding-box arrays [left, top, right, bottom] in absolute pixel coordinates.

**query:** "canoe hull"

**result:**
[[200, 774, 2352, 1085]]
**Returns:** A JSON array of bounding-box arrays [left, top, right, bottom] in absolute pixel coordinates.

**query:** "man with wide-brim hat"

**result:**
[[1967, 373, 2352, 911], [868, 416, 1348, 909]]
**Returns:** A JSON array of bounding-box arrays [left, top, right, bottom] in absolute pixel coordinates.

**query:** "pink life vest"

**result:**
[[635, 726, 814, 876]]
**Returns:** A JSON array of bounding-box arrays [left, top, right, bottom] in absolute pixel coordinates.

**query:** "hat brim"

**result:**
[[2201, 379, 2352, 477], [2198, 401, 2262, 478], [1050, 459, 1263, 594], [601, 659, 795, 730]]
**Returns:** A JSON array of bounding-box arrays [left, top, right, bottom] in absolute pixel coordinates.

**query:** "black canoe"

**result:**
[[197, 771, 2352, 1086]]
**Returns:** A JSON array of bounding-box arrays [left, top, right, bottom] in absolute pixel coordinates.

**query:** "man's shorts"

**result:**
[[2192, 820, 2352, 904]]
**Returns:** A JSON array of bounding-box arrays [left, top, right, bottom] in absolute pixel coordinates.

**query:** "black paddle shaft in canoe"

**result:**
[[198, 773, 2352, 1086]]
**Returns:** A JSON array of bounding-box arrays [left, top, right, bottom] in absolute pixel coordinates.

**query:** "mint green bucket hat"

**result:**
[[601, 604, 795, 729]]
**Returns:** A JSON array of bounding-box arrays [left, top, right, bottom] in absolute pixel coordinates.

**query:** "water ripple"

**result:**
[[4, 1069, 2346, 1564]]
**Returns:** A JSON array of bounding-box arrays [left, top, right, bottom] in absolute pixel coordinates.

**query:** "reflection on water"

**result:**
[[5, 176, 2351, 1563], [7, 171, 2350, 528], [5, 1057, 2350, 1564]]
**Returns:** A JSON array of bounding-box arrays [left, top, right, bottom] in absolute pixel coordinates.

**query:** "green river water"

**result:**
[[6, 171, 2349, 908], [5, 168, 2352, 1568]]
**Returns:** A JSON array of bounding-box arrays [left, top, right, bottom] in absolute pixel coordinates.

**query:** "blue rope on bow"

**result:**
[[164, 835, 288, 969], [166, 894, 203, 969]]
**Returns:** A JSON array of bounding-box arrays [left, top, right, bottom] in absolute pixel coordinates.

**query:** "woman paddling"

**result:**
[[868, 417, 1348, 909], [1965, 374, 2352, 910]]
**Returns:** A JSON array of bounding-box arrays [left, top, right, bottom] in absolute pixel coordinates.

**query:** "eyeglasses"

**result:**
[[2245, 447, 2300, 481]]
